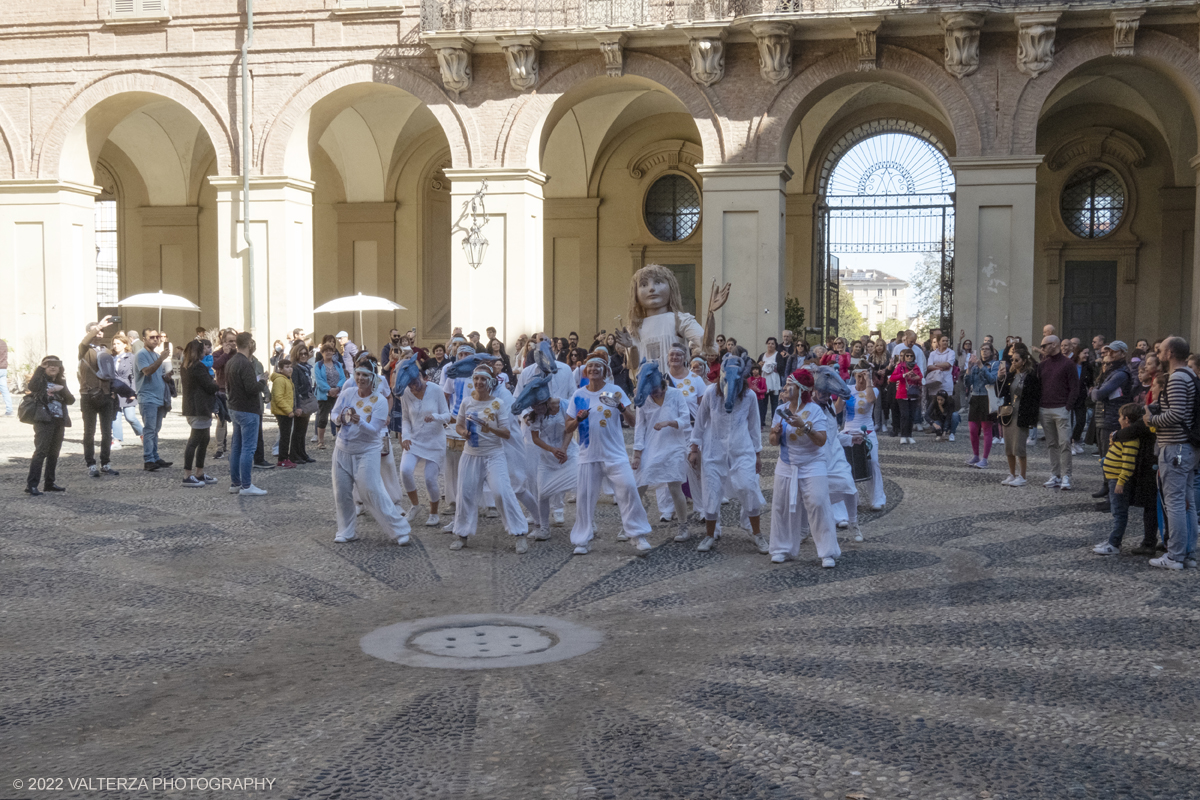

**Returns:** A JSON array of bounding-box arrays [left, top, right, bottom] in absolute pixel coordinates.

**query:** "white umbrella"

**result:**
[[117, 290, 201, 331], [313, 292, 406, 341]]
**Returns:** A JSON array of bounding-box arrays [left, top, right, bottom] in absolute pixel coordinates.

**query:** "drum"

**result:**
[[843, 442, 870, 482]]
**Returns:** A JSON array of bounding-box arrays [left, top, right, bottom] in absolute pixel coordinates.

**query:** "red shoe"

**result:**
[[278, 460, 297, 469]]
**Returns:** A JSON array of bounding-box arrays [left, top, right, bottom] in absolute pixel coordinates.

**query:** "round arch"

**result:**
[[816, 118, 952, 198], [35, 69, 234, 181], [498, 51, 726, 169], [1011, 29, 1200, 157], [259, 61, 473, 175], [751, 44, 983, 165], [0, 102, 27, 179]]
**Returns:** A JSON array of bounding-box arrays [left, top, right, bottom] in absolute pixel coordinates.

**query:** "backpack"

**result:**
[[1184, 370, 1200, 449]]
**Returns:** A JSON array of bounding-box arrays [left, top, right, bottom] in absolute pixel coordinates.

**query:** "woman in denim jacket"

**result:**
[[963, 341, 1001, 469], [313, 344, 346, 450]]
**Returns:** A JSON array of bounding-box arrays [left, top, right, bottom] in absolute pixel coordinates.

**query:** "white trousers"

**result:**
[[334, 447, 412, 542], [858, 431, 886, 507], [400, 450, 441, 501], [571, 460, 652, 546], [452, 451, 529, 538], [645, 482, 687, 526], [700, 455, 763, 522], [831, 494, 859, 529], [443, 445, 463, 504], [769, 469, 841, 560]]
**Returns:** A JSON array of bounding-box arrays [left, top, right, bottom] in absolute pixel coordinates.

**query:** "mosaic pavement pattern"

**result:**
[[1, 414, 1197, 800]]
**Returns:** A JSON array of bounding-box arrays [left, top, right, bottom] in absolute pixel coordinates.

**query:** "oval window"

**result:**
[[1061, 166, 1125, 239], [644, 174, 700, 242]]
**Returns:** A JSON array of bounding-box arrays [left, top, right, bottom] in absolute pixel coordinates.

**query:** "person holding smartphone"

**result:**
[[25, 355, 74, 495], [135, 329, 173, 471]]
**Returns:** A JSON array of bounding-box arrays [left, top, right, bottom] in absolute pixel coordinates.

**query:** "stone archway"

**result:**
[[0, 102, 27, 180], [751, 44, 984, 165], [36, 69, 234, 182]]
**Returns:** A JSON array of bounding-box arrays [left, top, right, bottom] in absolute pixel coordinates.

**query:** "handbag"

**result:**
[[299, 395, 319, 416], [985, 384, 1001, 415], [17, 393, 40, 424]]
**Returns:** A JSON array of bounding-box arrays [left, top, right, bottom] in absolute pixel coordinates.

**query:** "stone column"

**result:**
[[0, 180, 99, 386], [444, 168, 546, 343], [950, 157, 1042, 347], [209, 176, 314, 339], [696, 163, 792, 350]]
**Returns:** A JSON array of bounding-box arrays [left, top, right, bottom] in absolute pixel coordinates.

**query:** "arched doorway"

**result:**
[[817, 124, 955, 339]]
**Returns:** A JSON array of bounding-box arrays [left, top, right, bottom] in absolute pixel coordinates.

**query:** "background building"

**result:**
[[840, 268, 909, 332], [1, 0, 1198, 381]]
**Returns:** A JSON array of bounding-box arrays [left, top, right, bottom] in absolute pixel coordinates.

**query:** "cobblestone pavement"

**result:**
[[2, 413, 1197, 800]]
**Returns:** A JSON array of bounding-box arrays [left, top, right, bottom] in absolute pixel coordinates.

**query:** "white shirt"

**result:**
[[457, 394, 510, 456], [667, 369, 705, 418], [514, 361, 577, 403], [400, 384, 452, 462], [774, 402, 828, 477], [926, 347, 955, 390], [633, 387, 691, 485], [440, 373, 472, 441], [843, 387, 876, 435], [570, 383, 631, 465], [529, 401, 578, 469], [631, 311, 706, 372], [331, 386, 391, 455], [690, 383, 762, 461]]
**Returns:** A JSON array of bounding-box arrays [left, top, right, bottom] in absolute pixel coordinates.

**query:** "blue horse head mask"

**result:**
[[633, 360, 664, 408], [392, 353, 423, 398], [446, 353, 499, 379], [512, 373, 553, 416], [720, 355, 751, 413], [534, 340, 558, 375], [811, 364, 851, 402]]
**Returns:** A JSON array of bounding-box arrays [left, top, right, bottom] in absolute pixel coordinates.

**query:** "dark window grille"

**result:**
[[644, 174, 700, 242], [1061, 166, 1124, 239]]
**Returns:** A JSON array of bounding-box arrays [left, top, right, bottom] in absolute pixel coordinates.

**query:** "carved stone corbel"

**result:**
[[941, 12, 983, 79], [594, 32, 627, 78], [851, 17, 882, 72], [1111, 10, 1144, 57], [751, 21, 793, 85], [428, 37, 473, 96], [498, 34, 541, 92], [1016, 13, 1059, 78], [684, 27, 727, 87]]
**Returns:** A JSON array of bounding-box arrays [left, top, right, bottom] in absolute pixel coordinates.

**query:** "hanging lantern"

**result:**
[[461, 179, 489, 269]]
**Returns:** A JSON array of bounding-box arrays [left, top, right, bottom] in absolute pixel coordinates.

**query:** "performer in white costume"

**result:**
[[613, 263, 728, 372], [767, 369, 841, 567], [514, 337, 578, 526], [330, 364, 413, 545], [565, 351, 654, 555], [843, 367, 886, 514], [448, 364, 530, 553], [631, 361, 692, 543], [486, 358, 541, 523], [394, 352, 451, 528], [688, 354, 767, 553], [812, 366, 865, 544], [514, 373, 579, 543], [343, 353, 404, 514], [654, 342, 707, 521], [439, 339, 476, 524]]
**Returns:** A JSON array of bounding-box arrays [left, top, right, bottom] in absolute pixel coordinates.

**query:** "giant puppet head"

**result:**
[[533, 339, 558, 375], [446, 352, 499, 379], [633, 360, 665, 408], [719, 354, 752, 413], [512, 373, 553, 416]]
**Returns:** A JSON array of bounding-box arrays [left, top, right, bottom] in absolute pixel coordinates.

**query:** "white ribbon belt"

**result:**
[[776, 460, 801, 513]]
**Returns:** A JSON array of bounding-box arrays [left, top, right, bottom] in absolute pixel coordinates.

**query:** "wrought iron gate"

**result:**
[[815, 130, 955, 341]]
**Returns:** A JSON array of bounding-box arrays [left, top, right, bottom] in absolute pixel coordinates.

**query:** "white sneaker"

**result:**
[[948, 433, 955, 442], [89, 464, 99, 478], [1043, 476, 1061, 488], [821, 557, 836, 568], [405, 505, 424, 523], [616, 531, 631, 542], [697, 536, 716, 552], [515, 536, 528, 554], [754, 534, 770, 554], [991, 436, 1001, 444], [852, 526, 863, 543], [239, 484, 267, 496], [1149, 555, 1183, 570], [425, 514, 441, 527], [770, 553, 788, 564], [870, 504, 884, 512], [110, 440, 122, 450], [1060, 476, 1072, 491], [529, 528, 551, 541], [310, 434, 318, 443], [659, 513, 676, 522], [1009, 476, 1028, 487], [449, 536, 466, 550], [907, 437, 917, 444], [357, 504, 366, 516], [899, 437, 907, 446], [396, 534, 411, 546], [552, 509, 565, 526], [229, 485, 242, 494], [916, 424, 924, 432], [573, 545, 589, 555], [1092, 543, 1119, 555], [633, 536, 652, 554], [333, 532, 357, 543], [673, 527, 691, 543], [1001, 474, 1015, 486], [836, 520, 849, 530], [485, 507, 499, 518], [442, 521, 456, 533]]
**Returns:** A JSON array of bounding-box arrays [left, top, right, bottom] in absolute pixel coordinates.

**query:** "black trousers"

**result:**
[[275, 415, 294, 462], [289, 414, 310, 460], [184, 427, 210, 471], [29, 421, 65, 489], [255, 413, 266, 463], [898, 397, 918, 438], [80, 393, 114, 466]]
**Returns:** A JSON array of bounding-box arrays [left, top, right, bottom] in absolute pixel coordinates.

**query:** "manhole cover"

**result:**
[[361, 614, 603, 670]]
